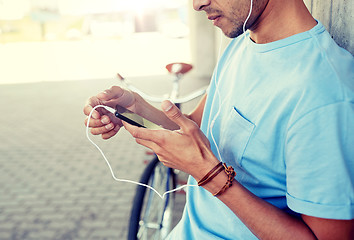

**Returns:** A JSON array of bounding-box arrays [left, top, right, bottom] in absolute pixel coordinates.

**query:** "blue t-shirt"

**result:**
[[167, 21, 354, 239]]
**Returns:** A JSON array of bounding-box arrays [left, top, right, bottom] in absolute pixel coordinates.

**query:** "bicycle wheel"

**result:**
[[128, 157, 177, 240]]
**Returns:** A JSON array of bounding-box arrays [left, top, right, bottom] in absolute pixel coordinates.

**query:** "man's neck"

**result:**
[[249, 0, 317, 44]]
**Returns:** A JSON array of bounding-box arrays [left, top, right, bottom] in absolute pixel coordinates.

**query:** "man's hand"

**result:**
[[123, 100, 219, 180], [83, 86, 137, 139]]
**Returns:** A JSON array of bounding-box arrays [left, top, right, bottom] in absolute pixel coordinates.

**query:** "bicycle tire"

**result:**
[[128, 157, 177, 240]]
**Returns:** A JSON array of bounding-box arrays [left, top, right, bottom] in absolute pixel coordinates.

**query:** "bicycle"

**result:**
[[118, 63, 207, 240]]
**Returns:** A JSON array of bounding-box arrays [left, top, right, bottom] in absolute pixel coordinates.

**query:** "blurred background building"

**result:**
[[0, 0, 200, 84]]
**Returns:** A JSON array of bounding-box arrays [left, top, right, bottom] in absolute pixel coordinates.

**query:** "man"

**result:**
[[84, 0, 354, 239]]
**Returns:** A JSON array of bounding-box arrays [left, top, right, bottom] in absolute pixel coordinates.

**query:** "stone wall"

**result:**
[[304, 0, 354, 55]]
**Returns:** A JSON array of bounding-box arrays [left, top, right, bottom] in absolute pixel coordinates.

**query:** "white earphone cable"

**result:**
[[86, 105, 197, 200], [209, 0, 253, 162], [243, 0, 253, 36]]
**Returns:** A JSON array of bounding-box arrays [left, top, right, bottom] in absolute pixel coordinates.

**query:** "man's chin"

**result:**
[[223, 29, 243, 39]]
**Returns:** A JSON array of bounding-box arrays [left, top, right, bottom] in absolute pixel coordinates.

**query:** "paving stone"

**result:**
[[35, 212, 68, 222], [90, 229, 120, 238], [0, 231, 12, 240], [82, 219, 110, 229], [17, 222, 45, 232], [27, 229, 58, 239]]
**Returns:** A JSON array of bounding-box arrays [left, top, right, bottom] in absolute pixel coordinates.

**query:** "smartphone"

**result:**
[[114, 105, 163, 130]]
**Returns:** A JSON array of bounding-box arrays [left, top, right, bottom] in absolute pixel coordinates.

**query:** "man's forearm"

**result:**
[[202, 172, 317, 240]]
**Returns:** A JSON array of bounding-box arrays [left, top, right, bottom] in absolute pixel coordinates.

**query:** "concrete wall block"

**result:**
[[330, 0, 354, 54], [311, 0, 332, 31], [305, 0, 353, 55]]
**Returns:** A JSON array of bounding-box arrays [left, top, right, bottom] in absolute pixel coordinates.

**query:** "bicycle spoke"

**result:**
[[135, 162, 175, 239]]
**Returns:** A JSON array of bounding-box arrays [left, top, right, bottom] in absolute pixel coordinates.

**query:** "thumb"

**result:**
[[161, 100, 191, 130]]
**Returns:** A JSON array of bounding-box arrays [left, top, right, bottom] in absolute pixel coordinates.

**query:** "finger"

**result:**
[[84, 95, 107, 117], [97, 86, 135, 107], [85, 118, 103, 128], [85, 115, 111, 128], [102, 125, 121, 140], [96, 87, 123, 101], [161, 100, 195, 130], [122, 121, 162, 142], [135, 138, 160, 152], [90, 123, 115, 135], [83, 104, 100, 119]]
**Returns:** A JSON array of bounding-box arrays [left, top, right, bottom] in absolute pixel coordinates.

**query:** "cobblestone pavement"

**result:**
[[0, 76, 207, 240]]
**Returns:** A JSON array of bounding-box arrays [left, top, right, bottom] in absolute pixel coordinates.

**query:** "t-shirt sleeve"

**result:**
[[285, 101, 354, 219]]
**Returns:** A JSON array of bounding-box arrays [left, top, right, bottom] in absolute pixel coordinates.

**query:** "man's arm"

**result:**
[[302, 215, 354, 240], [202, 168, 354, 240], [122, 101, 354, 240]]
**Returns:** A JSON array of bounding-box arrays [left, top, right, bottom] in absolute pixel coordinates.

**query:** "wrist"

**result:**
[[197, 162, 237, 196], [192, 155, 220, 182], [202, 170, 230, 195]]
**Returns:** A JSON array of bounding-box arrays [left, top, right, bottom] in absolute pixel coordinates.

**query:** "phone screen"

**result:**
[[114, 105, 163, 130]]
